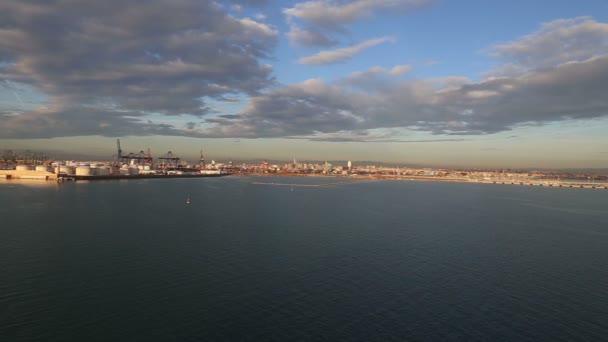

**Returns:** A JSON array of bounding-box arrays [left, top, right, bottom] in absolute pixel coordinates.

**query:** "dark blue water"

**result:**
[[1, 177, 607, 341]]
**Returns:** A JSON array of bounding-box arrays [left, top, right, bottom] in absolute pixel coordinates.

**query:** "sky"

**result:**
[[1, 0, 608, 168]]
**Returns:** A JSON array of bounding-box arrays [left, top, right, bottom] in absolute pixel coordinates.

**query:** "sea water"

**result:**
[[1, 177, 607, 341]]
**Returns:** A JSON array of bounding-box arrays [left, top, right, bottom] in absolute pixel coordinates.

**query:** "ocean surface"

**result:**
[[1, 177, 607, 341]]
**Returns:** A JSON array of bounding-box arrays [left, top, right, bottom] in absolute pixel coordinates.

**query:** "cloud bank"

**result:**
[[0, 0, 276, 138], [1, 5, 607, 143], [202, 18, 608, 141]]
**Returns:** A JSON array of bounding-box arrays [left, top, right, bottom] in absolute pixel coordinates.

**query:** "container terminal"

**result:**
[[0, 140, 232, 181]]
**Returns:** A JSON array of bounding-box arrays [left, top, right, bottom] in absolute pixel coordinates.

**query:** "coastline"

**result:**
[[239, 172, 608, 189], [1, 169, 606, 189]]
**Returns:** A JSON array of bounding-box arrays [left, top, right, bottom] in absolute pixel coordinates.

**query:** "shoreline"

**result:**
[[237, 172, 608, 189], [1, 170, 606, 189]]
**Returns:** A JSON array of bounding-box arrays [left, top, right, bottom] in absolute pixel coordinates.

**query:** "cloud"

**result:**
[[487, 17, 608, 74], [229, 0, 268, 6], [0, 0, 276, 138], [348, 64, 412, 78], [286, 132, 467, 143], [2, 8, 607, 143], [284, 0, 432, 30], [283, 0, 430, 48], [209, 18, 602, 140], [201, 55, 608, 139], [298, 36, 395, 65], [286, 26, 337, 47], [339, 65, 412, 91]]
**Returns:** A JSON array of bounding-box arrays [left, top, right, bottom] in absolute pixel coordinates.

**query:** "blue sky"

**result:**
[[1, 0, 608, 168]]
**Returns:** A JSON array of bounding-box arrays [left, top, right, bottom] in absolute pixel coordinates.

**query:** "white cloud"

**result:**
[[235, 17, 277, 37], [466, 90, 499, 99], [284, 0, 432, 30], [389, 65, 412, 75], [298, 36, 395, 65]]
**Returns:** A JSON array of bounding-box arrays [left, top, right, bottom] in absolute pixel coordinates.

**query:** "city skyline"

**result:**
[[1, 1, 608, 168]]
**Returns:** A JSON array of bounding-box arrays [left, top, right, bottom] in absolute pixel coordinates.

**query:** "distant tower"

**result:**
[[116, 139, 122, 163], [200, 150, 206, 168], [347, 160, 352, 171]]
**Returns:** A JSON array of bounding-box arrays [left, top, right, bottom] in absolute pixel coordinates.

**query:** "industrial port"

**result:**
[[0, 139, 230, 181], [1, 140, 607, 189]]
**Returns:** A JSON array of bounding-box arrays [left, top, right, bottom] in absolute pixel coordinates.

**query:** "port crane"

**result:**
[[115, 139, 153, 165], [116, 139, 122, 163], [158, 151, 180, 169]]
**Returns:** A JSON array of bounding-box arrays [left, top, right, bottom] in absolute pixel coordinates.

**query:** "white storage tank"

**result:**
[[16, 165, 34, 171], [35, 165, 50, 172], [75, 166, 93, 176], [55, 164, 76, 174], [119, 167, 130, 175]]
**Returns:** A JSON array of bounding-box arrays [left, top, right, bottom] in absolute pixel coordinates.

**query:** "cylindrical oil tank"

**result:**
[[75, 166, 93, 176], [35, 165, 50, 172], [96, 166, 110, 176], [119, 167, 130, 175], [143, 165, 151, 171], [16, 165, 34, 171], [129, 167, 140, 175], [55, 165, 76, 174]]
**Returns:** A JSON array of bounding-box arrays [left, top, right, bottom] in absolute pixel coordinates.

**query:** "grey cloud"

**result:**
[[218, 114, 242, 119], [0, 0, 276, 138], [201, 56, 608, 139], [299, 37, 394, 65], [286, 133, 467, 143], [340, 65, 412, 91], [0, 107, 171, 139], [229, 0, 268, 6], [488, 17, 608, 72], [286, 26, 338, 47]]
